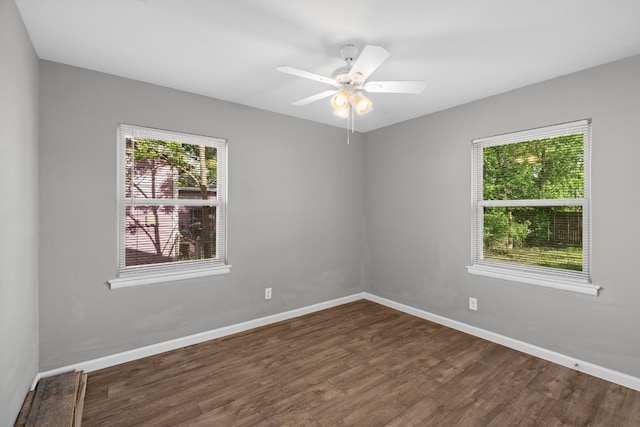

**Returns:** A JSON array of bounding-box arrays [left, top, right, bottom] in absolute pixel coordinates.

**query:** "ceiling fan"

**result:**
[[277, 44, 426, 118]]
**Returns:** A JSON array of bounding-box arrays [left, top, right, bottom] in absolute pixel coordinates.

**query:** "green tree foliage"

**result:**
[[484, 208, 531, 250], [482, 134, 584, 267], [130, 139, 217, 188], [483, 134, 583, 201]]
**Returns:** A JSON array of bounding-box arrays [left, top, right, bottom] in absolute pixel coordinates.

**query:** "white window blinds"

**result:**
[[468, 119, 599, 295], [109, 124, 229, 288]]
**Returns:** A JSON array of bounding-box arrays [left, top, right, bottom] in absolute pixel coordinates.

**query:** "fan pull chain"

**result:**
[[346, 105, 351, 144], [346, 120, 349, 144], [351, 106, 355, 134]]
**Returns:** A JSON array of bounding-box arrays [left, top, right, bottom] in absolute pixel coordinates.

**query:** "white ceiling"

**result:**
[[16, 0, 640, 133]]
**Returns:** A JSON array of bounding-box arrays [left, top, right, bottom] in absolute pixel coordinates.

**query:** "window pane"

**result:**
[[483, 206, 582, 271], [125, 205, 217, 266], [177, 205, 217, 261], [483, 134, 584, 201], [126, 138, 218, 200]]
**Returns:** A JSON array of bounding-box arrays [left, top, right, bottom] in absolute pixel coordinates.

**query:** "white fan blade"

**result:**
[[292, 89, 338, 106], [348, 45, 390, 81], [277, 66, 337, 86], [364, 81, 426, 94]]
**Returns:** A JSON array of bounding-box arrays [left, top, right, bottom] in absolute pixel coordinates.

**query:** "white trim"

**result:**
[[32, 292, 640, 393], [481, 198, 586, 208], [32, 293, 365, 388], [467, 264, 599, 296], [108, 265, 232, 289], [473, 119, 591, 146], [124, 198, 220, 207], [364, 293, 640, 392], [470, 119, 593, 293], [115, 123, 229, 285]]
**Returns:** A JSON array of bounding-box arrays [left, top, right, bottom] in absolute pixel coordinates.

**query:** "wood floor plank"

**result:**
[[81, 299, 640, 426], [266, 380, 344, 417], [27, 371, 81, 427], [307, 374, 404, 426], [269, 408, 323, 427], [485, 389, 556, 426], [14, 390, 34, 427], [385, 397, 447, 427], [73, 373, 87, 427], [599, 383, 640, 424]]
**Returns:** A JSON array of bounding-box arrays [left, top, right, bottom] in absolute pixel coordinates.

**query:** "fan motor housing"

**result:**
[[332, 66, 351, 84], [332, 68, 365, 86], [339, 44, 359, 62], [333, 44, 365, 86]]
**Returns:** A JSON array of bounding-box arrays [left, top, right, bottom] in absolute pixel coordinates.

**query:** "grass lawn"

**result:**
[[485, 245, 582, 271]]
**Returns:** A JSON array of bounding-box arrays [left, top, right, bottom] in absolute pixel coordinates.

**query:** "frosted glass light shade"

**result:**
[[351, 92, 372, 115], [333, 106, 349, 118], [331, 89, 350, 110]]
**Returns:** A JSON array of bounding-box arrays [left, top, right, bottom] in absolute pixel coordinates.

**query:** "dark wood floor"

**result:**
[[82, 300, 640, 426]]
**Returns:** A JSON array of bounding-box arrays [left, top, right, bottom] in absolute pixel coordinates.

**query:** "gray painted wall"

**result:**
[[38, 61, 365, 370], [5, 6, 640, 420], [365, 54, 640, 378], [0, 0, 40, 425]]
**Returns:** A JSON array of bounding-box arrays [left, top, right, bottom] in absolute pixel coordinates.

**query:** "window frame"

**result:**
[[467, 119, 599, 296], [109, 124, 230, 289]]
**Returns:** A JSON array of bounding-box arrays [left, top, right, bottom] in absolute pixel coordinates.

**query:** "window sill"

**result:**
[[467, 264, 599, 296], [108, 265, 231, 289]]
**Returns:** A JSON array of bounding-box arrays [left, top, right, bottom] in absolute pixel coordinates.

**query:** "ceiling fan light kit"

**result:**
[[330, 85, 373, 117], [277, 43, 426, 121], [278, 43, 425, 143]]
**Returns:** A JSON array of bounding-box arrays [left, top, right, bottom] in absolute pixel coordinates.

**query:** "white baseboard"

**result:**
[[363, 292, 640, 393], [33, 291, 640, 393], [32, 293, 365, 389]]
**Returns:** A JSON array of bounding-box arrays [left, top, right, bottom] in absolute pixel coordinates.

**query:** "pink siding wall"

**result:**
[[124, 159, 218, 266], [125, 161, 177, 266]]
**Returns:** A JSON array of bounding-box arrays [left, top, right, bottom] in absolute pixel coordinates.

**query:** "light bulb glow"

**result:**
[[351, 92, 372, 115], [331, 89, 350, 110], [333, 106, 349, 118]]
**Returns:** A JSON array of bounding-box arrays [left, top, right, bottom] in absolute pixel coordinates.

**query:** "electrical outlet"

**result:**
[[469, 297, 478, 311], [265, 287, 272, 300]]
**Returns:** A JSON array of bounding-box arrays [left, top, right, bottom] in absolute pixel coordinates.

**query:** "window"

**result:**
[[468, 119, 599, 295], [109, 124, 229, 289]]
